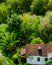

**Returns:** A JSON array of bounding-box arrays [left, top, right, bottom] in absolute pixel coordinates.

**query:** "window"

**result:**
[[37, 57, 40, 61], [38, 48, 42, 56], [45, 58, 48, 61], [50, 58, 52, 60]]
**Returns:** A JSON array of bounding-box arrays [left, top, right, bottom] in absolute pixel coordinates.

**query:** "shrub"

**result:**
[[45, 61, 52, 65], [0, 53, 14, 65], [30, 37, 44, 44]]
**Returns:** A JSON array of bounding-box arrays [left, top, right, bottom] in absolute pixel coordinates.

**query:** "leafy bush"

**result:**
[[0, 23, 19, 57], [0, 24, 9, 51], [12, 48, 21, 64], [30, 37, 43, 44], [0, 53, 14, 65], [45, 61, 52, 65], [49, 41, 52, 44]]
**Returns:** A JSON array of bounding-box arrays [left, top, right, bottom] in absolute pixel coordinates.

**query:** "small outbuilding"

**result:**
[[21, 44, 52, 65]]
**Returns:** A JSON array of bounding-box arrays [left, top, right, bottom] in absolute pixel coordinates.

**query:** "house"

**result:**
[[21, 44, 52, 65]]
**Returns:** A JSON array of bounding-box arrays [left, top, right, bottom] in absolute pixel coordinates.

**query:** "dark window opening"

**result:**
[[50, 58, 52, 60], [38, 49, 42, 56], [21, 57, 26, 63], [45, 58, 48, 61], [37, 57, 40, 61]]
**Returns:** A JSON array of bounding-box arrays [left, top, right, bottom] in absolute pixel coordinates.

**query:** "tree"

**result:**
[[0, 23, 20, 57], [0, 3, 8, 23], [20, 13, 40, 44], [30, 0, 48, 15], [6, 0, 33, 14], [46, 11, 52, 24], [0, 0, 6, 3], [38, 11, 52, 43], [47, 0, 52, 10], [21, 0, 33, 12], [7, 13, 22, 33], [6, 0, 23, 14]]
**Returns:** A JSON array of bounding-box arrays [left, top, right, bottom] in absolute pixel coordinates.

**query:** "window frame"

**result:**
[[37, 57, 40, 61], [45, 57, 48, 61]]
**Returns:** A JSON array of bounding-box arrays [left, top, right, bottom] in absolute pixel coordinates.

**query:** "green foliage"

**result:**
[[45, 25, 52, 41], [45, 61, 52, 65], [30, 0, 48, 15], [49, 34, 52, 41], [0, 53, 14, 65], [6, 0, 22, 14], [49, 41, 52, 44], [0, 3, 8, 23], [3, 32, 20, 57], [20, 13, 40, 43], [46, 11, 52, 24], [0, 0, 6, 3], [6, 0, 33, 14], [21, 0, 33, 12], [0, 23, 20, 57], [30, 37, 43, 44], [12, 48, 21, 64], [7, 13, 22, 32], [0, 0, 52, 65], [40, 25, 52, 43], [39, 11, 52, 43], [47, 0, 52, 10], [0, 24, 9, 51]]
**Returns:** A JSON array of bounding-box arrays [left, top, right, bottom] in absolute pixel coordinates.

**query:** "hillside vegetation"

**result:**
[[0, 0, 52, 65]]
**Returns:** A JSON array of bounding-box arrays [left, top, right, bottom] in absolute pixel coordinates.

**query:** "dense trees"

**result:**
[[0, 0, 6, 3], [0, 0, 52, 65], [30, 0, 48, 15]]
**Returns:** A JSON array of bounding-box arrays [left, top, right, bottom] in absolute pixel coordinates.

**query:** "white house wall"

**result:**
[[48, 53, 52, 58], [27, 56, 47, 65]]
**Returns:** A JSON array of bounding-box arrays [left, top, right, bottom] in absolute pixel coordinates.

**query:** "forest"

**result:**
[[0, 0, 52, 65]]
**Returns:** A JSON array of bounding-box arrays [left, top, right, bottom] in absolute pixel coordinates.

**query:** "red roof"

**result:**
[[25, 44, 52, 56]]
